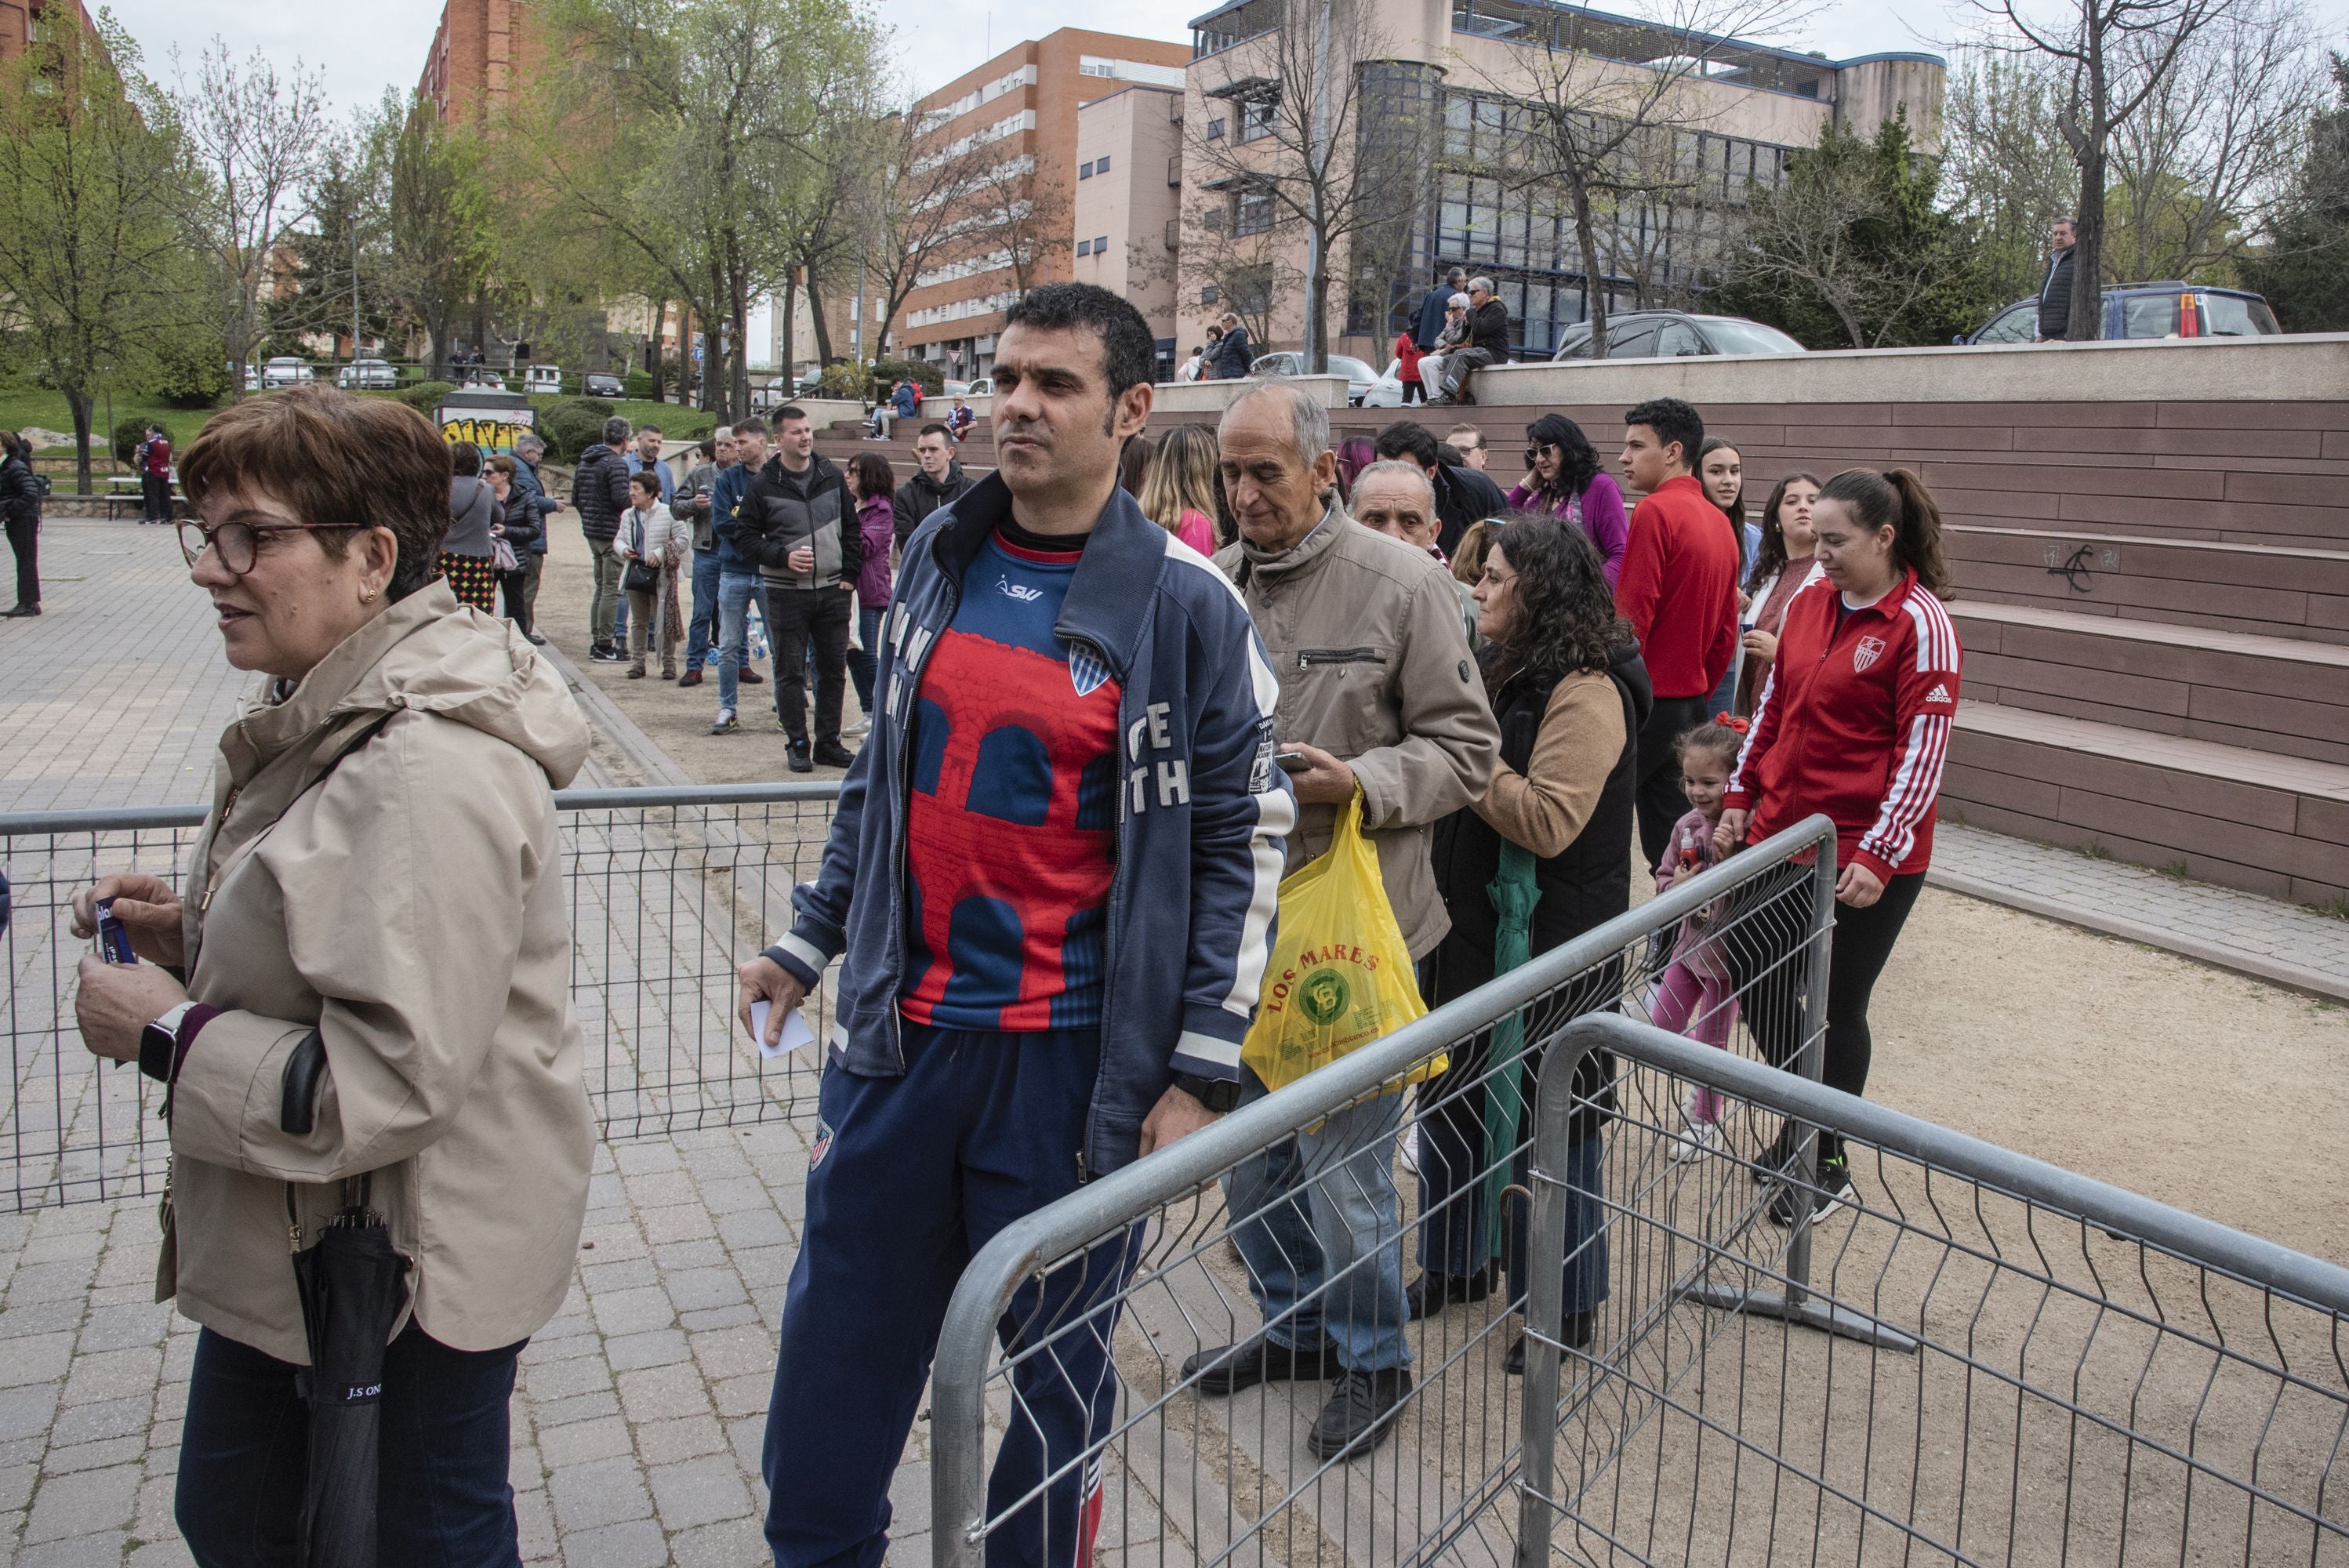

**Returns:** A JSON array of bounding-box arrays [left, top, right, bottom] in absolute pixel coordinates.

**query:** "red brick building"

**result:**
[[0, 0, 97, 64], [416, 0, 535, 123]]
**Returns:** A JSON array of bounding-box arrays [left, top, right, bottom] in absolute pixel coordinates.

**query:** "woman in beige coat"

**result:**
[[71, 384, 594, 1567]]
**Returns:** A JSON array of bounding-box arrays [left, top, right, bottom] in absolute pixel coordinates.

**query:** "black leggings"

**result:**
[[5, 514, 35, 609], [1723, 861, 1924, 1167]]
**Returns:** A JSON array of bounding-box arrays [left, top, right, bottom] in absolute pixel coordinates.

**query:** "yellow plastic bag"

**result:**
[[1240, 791, 1443, 1092]]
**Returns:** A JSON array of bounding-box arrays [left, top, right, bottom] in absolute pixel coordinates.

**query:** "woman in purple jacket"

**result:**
[[1506, 413, 1628, 586], [844, 451, 897, 738]]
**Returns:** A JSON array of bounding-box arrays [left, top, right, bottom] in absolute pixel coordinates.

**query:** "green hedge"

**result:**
[[397, 381, 457, 412], [111, 416, 153, 470], [539, 396, 616, 461]]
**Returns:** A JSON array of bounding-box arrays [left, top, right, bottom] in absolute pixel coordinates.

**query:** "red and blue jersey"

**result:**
[[899, 532, 1123, 1031]]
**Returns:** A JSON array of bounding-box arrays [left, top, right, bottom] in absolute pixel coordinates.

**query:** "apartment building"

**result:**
[[0, 0, 96, 64], [1070, 85, 1187, 377], [1176, 0, 1944, 365], [416, 0, 537, 123], [895, 29, 1193, 379]]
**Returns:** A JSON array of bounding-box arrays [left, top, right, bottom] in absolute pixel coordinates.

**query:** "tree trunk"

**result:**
[[67, 389, 93, 495], [1306, 249, 1331, 376], [1569, 176, 1610, 357], [2070, 149, 2108, 341], [808, 274, 835, 364], [780, 277, 799, 391], [649, 297, 668, 403], [730, 268, 751, 421]]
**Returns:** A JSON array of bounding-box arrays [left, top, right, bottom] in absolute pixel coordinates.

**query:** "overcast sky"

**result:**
[[103, 0, 2347, 121]]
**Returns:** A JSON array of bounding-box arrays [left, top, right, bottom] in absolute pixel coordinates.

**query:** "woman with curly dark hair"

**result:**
[[1407, 514, 1653, 1374], [1505, 413, 1629, 586]]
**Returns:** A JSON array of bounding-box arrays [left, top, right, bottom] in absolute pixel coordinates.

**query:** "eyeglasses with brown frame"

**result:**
[[177, 517, 359, 577]]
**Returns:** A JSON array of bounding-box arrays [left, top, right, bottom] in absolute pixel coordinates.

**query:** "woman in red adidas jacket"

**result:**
[[1711, 466, 1960, 1223]]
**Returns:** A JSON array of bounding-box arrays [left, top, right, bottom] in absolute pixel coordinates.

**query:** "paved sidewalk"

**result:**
[[1929, 823, 2349, 1003]]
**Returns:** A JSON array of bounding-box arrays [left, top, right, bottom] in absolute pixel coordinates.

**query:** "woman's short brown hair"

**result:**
[[180, 385, 454, 602]]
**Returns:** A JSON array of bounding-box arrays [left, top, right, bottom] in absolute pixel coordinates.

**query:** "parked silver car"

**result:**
[[260, 357, 315, 388], [336, 358, 398, 390], [1248, 351, 1387, 406]]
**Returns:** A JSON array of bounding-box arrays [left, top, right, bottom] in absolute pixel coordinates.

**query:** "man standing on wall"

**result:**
[[741, 282, 1293, 1568], [2036, 218, 2079, 343]]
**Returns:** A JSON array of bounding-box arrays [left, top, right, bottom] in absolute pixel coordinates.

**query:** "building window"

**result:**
[[1077, 238, 1093, 256], [1201, 285, 1220, 304], [1080, 161, 1094, 179], [1096, 154, 1110, 172], [1095, 234, 1109, 253], [1207, 117, 1227, 140], [1239, 95, 1276, 143], [1234, 191, 1272, 237]]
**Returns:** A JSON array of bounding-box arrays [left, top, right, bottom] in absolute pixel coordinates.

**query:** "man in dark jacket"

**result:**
[[1436, 276, 1510, 402], [1413, 267, 1469, 354], [1210, 310, 1254, 379], [572, 416, 634, 660], [2036, 217, 2079, 341], [742, 281, 1291, 1568], [1375, 419, 1507, 560], [510, 435, 564, 645], [891, 423, 973, 547], [734, 405, 859, 771]]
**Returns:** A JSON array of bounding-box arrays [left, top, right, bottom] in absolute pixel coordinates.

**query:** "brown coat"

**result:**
[[165, 583, 595, 1363], [1218, 508, 1501, 960]]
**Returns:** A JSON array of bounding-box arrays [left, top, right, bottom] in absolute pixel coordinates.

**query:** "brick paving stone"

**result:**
[[539, 1415, 633, 1470], [22, 1461, 140, 1543], [603, 1328, 689, 1371], [634, 1414, 727, 1466], [561, 1517, 669, 1568], [547, 1455, 655, 1534], [647, 1453, 753, 1531]]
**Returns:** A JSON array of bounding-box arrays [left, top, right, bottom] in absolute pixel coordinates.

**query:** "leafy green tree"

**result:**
[[2242, 53, 2349, 330], [269, 135, 395, 356], [0, 20, 201, 488], [147, 325, 236, 406], [367, 93, 498, 380], [1711, 112, 1995, 348]]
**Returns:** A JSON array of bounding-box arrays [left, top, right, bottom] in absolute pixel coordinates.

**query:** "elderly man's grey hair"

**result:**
[[1467, 275, 1495, 296], [602, 415, 633, 445], [1446, 265, 1467, 283], [514, 432, 547, 456], [1447, 292, 1472, 310], [1221, 379, 1330, 469], [1355, 458, 1436, 511]]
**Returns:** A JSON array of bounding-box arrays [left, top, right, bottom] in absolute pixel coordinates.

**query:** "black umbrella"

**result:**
[[290, 1173, 410, 1568]]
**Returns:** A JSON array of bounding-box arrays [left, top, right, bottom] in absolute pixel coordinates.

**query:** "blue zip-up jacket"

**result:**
[[765, 474, 1297, 1178], [710, 462, 756, 572]]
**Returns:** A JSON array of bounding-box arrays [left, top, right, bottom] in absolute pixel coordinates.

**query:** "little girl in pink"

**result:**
[[1647, 719, 1747, 1159]]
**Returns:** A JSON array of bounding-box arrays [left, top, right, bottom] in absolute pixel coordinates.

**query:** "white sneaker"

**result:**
[[1399, 1123, 1421, 1174], [844, 717, 871, 738], [1669, 1118, 1722, 1164]]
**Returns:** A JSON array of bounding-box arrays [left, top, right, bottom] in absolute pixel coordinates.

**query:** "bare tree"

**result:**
[[2105, 0, 2325, 280], [857, 106, 993, 360], [170, 40, 329, 390], [960, 153, 1074, 299], [1939, 49, 2081, 300], [370, 93, 498, 380], [1972, 0, 2238, 338], [1471, 0, 1818, 357], [1185, 0, 1402, 371]]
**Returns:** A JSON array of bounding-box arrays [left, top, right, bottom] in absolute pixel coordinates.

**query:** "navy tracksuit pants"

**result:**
[[763, 1022, 1143, 1568]]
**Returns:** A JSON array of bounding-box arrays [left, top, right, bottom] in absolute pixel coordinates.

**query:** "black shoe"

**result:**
[[1404, 1265, 1493, 1322], [1180, 1334, 1339, 1396], [811, 741, 856, 768], [786, 742, 813, 773], [2, 604, 38, 618], [1501, 1309, 1594, 1375], [524, 631, 547, 646], [1751, 1121, 1802, 1185], [1769, 1156, 1853, 1227], [739, 666, 765, 684], [1306, 1368, 1412, 1459], [589, 644, 623, 662]]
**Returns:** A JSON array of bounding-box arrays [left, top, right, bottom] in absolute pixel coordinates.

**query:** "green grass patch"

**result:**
[[0, 383, 220, 458]]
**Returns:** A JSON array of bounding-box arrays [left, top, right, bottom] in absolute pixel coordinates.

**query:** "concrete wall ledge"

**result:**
[[1150, 374, 1350, 415], [1470, 332, 2349, 405]]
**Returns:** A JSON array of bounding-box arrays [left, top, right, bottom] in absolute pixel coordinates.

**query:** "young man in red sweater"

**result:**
[[1614, 397, 1740, 866]]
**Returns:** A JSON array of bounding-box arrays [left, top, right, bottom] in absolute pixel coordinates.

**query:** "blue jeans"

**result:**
[[176, 1323, 525, 1567], [685, 549, 724, 671], [1224, 1065, 1411, 1373], [846, 604, 885, 716], [764, 1024, 1142, 1568], [716, 568, 764, 713]]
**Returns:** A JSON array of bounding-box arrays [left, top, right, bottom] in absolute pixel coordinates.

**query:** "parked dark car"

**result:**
[[1550, 311, 1806, 361], [583, 371, 626, 398], [1961, 282, 2281, 345]]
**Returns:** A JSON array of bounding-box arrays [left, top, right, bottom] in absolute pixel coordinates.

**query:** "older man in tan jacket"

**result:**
[[1185, 379, 1499, 1461]]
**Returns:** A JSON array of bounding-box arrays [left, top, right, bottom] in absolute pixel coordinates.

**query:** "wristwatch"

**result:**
[[140, 1002, 196, 1084], [1171, 1072, 1241, 1115]]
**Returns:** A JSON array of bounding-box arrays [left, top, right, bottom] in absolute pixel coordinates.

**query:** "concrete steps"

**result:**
[[1946, 524, 2349, 643]]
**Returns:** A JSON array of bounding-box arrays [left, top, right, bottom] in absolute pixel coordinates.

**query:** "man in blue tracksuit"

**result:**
[[739, 283, 1295, 1568], [705, 419, 770, 732]]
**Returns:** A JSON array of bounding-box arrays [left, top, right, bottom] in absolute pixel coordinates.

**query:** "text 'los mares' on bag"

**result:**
[[1240, 789, 1443, 1093]]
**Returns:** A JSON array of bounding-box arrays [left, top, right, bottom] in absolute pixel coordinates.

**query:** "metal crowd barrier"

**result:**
[[928, 816, 1844, 1567], [0, 782, 841, 1212], [928, 815, 2349, 1566]]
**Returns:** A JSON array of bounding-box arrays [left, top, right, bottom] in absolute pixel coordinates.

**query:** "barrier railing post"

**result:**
[[1513, 1030, 1592, 1568]]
